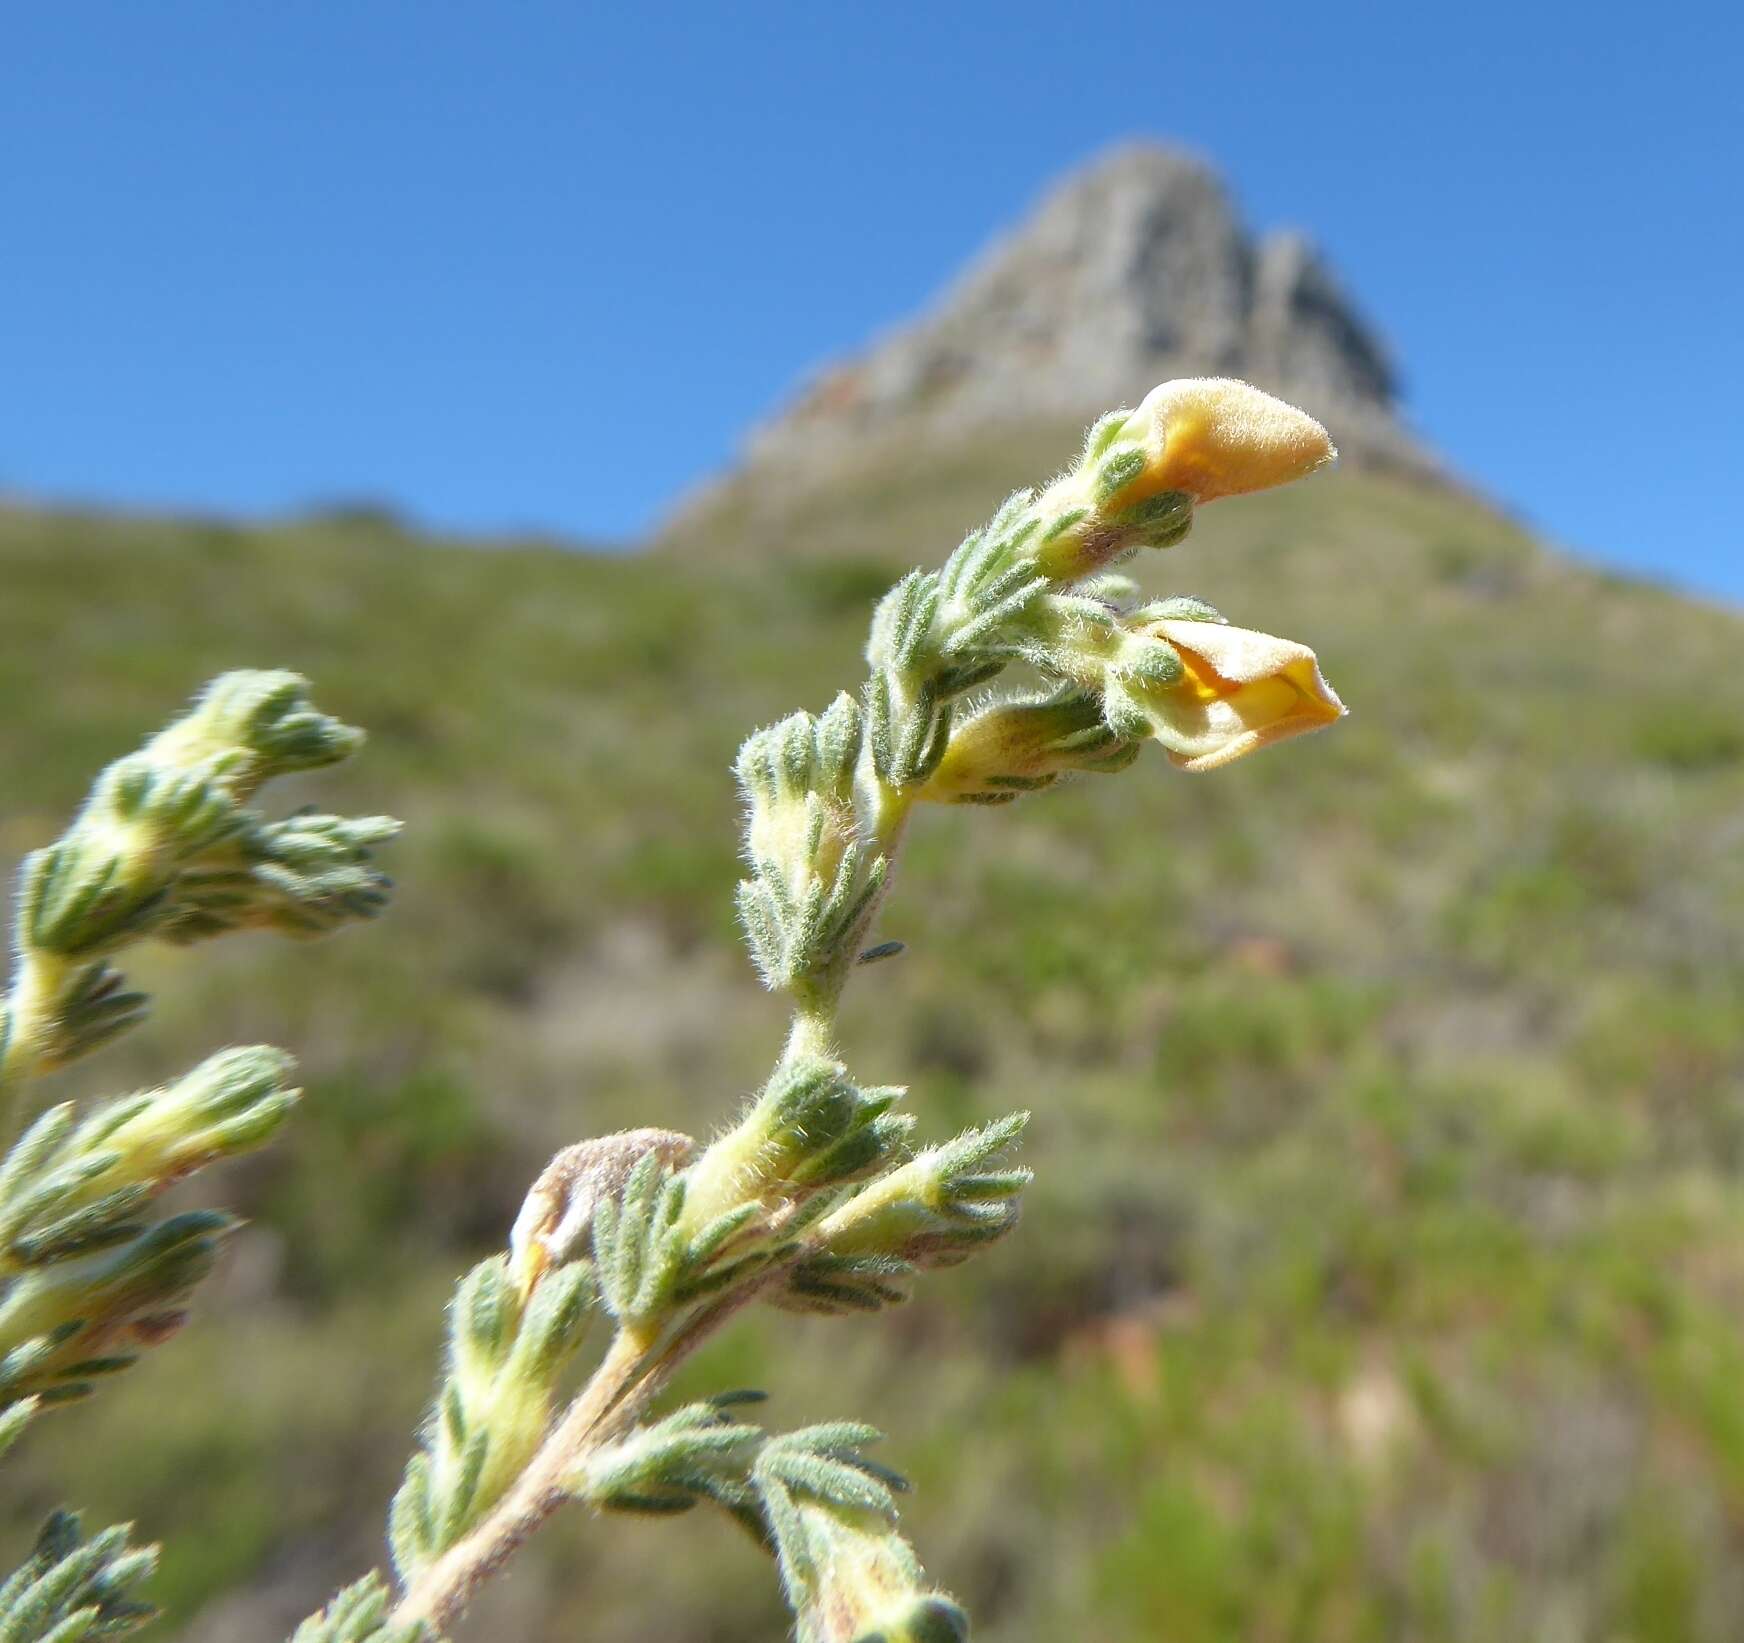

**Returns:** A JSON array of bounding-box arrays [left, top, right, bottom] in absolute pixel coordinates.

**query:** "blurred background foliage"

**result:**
[[6, 441, 1744, 1641]]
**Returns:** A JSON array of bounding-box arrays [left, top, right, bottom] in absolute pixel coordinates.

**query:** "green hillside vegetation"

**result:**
[[5, 443, 1744, 1642]]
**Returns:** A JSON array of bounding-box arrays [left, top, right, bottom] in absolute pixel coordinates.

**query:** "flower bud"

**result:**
[[1112, 377, 1336, 508], [757, 1464, 966, 1643], [678, 1056, 913, 1238], [71, 1047, 299, 1196], [812, 1113, 1029, 1272], [736, 698, 864, 900], [145, 671, 366, 801], [1026, 380, 1332, 582], [916, 694, 1138, 805]]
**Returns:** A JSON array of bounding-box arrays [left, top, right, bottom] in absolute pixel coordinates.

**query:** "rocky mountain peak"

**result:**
[[726, 144, 1437, 497]]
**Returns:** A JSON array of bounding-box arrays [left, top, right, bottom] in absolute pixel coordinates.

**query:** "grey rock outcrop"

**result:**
[[686, 144, 1440, 521]]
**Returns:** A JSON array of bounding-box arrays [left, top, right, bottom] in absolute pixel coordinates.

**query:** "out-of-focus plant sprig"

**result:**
[[346, 378, 1346, 1641], [0, 1508, 159, 1642], [290, 1574, 426, 1643], [0, 671, 395, 1108], [0, 672, 400, 1640]]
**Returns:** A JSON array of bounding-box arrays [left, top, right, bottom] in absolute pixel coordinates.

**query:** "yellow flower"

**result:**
[[1119, 378, 1336, 507], [1028, 379, 1333, 580], [1132, 619, 1345, 771]]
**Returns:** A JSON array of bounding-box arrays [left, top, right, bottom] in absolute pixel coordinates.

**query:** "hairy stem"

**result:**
[[393, 667, 934, 1634], [391, 1329, 644, 1633], [784, 1006, 838, 1064], [0, 954, 67, 1140], [391, 1278, 780, 1634]]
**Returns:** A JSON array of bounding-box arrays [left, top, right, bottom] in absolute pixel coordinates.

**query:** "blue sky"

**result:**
[[7, 2, 1740, 594]]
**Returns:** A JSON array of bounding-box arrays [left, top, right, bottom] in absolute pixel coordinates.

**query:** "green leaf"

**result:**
[[289, 1572, 428, 1643], [0, 1511, 157, 1642]]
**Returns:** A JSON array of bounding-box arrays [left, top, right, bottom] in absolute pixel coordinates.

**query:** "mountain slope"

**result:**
[[5, 458, 1744, 1642], [665, 144, 1444, 549]]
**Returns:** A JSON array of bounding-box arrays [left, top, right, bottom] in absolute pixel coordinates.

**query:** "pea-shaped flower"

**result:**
[[1122, 618, 1346, 771]]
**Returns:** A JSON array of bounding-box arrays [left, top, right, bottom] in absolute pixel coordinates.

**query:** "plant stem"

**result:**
[[784, 1006, 837, 1062], [390, 1329, 643, 1633], [0, 955, 65, 1144], [393, 732, 927, 1635], [390, 1278, 779, 1635]]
